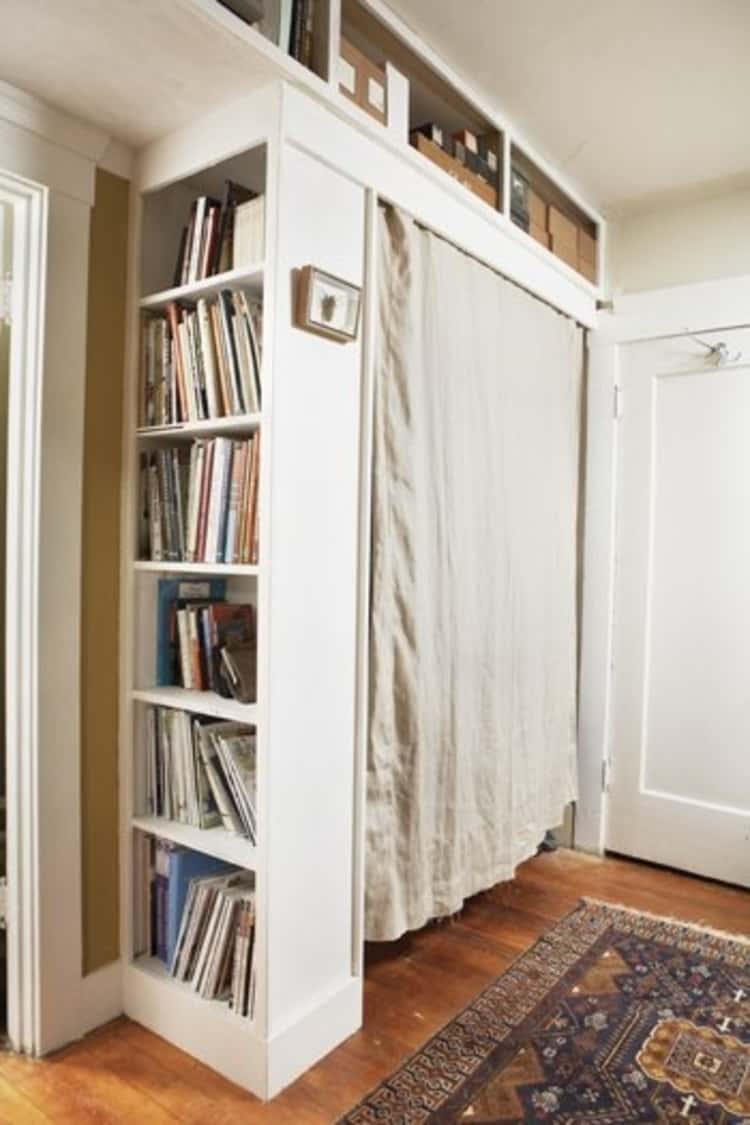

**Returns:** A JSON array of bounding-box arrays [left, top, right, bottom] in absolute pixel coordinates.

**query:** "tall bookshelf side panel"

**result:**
[[265, 143, 366, 1050]]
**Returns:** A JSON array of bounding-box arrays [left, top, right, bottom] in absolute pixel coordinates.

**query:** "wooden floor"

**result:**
[[1, 850, 748, 1123]]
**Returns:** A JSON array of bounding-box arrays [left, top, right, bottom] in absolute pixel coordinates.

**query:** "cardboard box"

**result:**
[[530, 222, 550, 249], [411, 133, 498, 209], [478, 135, 499, 174], [528, 189, 547, 229], [578, 258, 597, 283], [453, 129, 478, 155], [578, 228, 596, 265], [548, 206, 577, 249], [550, 234, 577, 269], [338, 37, 387, 125]]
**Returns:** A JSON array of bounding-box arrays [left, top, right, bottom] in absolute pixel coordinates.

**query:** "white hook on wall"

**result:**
[[690, 334, 743, 366]]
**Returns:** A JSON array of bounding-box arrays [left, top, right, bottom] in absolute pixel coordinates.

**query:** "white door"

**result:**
[[606, 327, 750, 887]]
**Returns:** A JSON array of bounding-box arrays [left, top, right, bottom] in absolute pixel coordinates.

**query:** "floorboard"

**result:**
[[2, 850, 748, 1123]]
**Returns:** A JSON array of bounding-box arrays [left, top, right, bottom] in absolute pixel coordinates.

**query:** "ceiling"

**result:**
[[0, 0, 279, 147], [1, 1, 749, 214], [385, 0, 750, 214]]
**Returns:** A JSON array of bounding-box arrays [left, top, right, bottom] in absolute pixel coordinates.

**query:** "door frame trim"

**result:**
[[0, 168, 48, 1054]]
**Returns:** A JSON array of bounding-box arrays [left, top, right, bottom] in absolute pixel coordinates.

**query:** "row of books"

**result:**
[[173, 866, 255, 1016], [141, 434, 261, 566], [173, 181, 264, 287], [140, 291, 262, 427], [145, 706, 257, 842], [155, 580, 257, 701], [135, 837, 255, 1017]]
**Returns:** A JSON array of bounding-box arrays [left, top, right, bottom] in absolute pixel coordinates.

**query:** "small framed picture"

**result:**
[[296, 265, 362, 342]]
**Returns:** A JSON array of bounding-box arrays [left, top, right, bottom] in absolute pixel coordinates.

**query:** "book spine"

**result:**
[[224, 442, 245, 564], [218, 292, 243, 414], [210, 303, 233, 416], [196, 440, 216, 562], [149, 458, 163, 561], [176, 608, 193, 689], [189, 196, 207, 284], [166, 303, 189, 422], [197, 298, 220, 418]]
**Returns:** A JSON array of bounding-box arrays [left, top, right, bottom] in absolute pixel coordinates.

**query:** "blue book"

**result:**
[[166, 847, 236, 967], [156, 578, 226, 685]]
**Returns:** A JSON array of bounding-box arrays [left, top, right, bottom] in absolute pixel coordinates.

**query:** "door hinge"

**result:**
[[601, 759, 612, 793], [613, 385, 622, 420], [0, 274, 11, 327], [0, 876, 6, 929]]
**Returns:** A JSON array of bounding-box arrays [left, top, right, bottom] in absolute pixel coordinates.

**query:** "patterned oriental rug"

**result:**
[[339, 900, 749, 1124]]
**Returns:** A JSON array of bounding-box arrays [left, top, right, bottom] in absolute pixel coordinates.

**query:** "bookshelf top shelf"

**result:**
[[140, 264, 264, 311], [132, 815, 258, 870]]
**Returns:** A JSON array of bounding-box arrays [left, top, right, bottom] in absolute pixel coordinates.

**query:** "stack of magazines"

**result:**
[[145, 707, 257, 842]]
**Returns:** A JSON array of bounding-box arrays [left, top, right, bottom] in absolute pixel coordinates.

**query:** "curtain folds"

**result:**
[[365, 205, 583, 942]]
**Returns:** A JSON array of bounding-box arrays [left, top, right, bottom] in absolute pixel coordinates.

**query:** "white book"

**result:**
[[232, 196, 265, 268], [185, 442, 205, 562], [176, 608, 193, 689], [204, 438, 232, 563], [188, 196, 207, 284], [196, 298, 221, 418]]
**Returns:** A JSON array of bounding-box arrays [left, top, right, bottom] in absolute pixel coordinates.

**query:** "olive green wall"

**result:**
[[81, 168, 129, 974]]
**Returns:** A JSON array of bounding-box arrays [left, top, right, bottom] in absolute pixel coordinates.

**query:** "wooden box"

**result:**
[[338, 36, 387, 124], [411, 132, 498, 209]]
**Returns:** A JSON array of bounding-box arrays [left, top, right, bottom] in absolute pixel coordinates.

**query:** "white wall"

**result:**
[[608, 187, 750, 294]]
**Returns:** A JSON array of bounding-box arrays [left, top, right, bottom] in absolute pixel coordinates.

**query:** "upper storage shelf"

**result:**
[[331, 0, 601, 287], [510, 146, 598, 285], [339, 0, 503, 212], [140, 146, 267, 299]]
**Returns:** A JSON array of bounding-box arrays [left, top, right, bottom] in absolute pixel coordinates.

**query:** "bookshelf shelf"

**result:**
[[139, 263, 265, 310], [136, 413, 262, 442], [130, 955, 254, 1027], [132, 815, 258, 869], [132, 687, 258, 724], [133, 561, 259, 577]]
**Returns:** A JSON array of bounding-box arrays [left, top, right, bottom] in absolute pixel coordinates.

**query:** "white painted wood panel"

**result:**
[[606, 329, 750, 885], [264, 144, 364, 1038]]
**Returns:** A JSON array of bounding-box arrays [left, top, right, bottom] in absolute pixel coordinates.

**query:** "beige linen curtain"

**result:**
[[366, 206, 583, 942]]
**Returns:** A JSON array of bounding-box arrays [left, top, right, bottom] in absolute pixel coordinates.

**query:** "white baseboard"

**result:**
[[80, 960, 123, 1036], [267, 977, 362, 1099]]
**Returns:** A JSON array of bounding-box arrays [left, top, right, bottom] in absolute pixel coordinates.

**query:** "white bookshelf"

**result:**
[[122, 108, 366, 1099]]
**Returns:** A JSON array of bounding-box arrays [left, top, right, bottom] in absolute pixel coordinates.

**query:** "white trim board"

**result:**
[[1, 168, 47, 1057], [599, 274, 750, 342]]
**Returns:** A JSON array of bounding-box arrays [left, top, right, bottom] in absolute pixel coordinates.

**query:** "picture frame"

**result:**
[[295, 265, 362, 342]]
